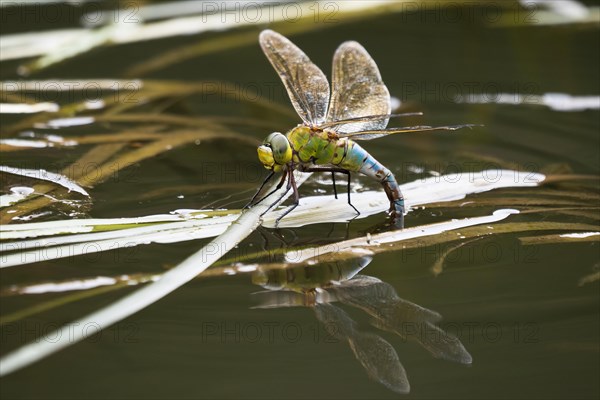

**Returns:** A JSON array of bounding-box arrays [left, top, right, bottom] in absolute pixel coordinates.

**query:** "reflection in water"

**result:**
[[251, 258, 472, 394], [314, 303, 410, 394]]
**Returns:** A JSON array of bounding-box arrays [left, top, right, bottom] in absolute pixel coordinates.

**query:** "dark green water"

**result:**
[[1, 3, 599, 399]]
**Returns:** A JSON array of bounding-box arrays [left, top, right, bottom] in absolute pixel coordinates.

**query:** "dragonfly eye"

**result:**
[[265, 132, 292, 165]]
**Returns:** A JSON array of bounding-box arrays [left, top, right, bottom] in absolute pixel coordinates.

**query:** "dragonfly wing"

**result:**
[[326, 41, 391, 133], [338, 124, 481, 140], [259, 30, 330, 125]]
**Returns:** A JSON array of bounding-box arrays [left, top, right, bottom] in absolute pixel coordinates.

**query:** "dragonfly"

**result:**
[[250, 30, 476, 228]]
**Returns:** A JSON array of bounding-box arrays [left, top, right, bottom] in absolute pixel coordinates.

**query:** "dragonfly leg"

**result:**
[[260, 169, 291, 217], [275, 169, 300, 227], [343, 170, 360, 216], [306, 167, 359, 216], [331, 172, 338, 199], [252, 170, 288, 209], [244, 170, 275, 208]]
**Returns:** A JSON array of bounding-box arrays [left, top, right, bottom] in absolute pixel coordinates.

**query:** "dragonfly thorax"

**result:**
[[257, 132, 292, 172]]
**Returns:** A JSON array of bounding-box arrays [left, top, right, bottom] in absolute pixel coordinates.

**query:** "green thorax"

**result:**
[[286, 125, 346, 166]]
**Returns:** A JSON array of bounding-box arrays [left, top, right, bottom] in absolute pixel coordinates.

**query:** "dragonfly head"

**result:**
[[257, 132, 292, 172]]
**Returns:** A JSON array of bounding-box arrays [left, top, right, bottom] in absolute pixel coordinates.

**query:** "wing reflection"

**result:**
[[314, 303, 410, 394], [251, 258, 472, 394], [328, 275, 472, 364]]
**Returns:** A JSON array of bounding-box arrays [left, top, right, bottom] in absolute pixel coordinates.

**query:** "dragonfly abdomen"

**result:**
[[339, 140, 405, 217]]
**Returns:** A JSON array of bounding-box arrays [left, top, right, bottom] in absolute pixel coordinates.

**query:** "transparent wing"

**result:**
[[326, 41, 391, 133], [259, 30, 330, 125], [319, 112, 423, 129], [337, 124, 482, 140]]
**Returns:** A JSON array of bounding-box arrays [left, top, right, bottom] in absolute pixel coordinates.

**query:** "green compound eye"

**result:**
[[265, 132, 292, 164]]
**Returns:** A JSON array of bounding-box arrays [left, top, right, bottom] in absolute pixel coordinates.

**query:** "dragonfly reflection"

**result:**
[[252, 258, 472, 394], [250, 30, 477, 228]]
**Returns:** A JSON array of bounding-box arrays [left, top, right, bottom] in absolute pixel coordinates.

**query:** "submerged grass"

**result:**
[[1, 128, 256, 224]]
